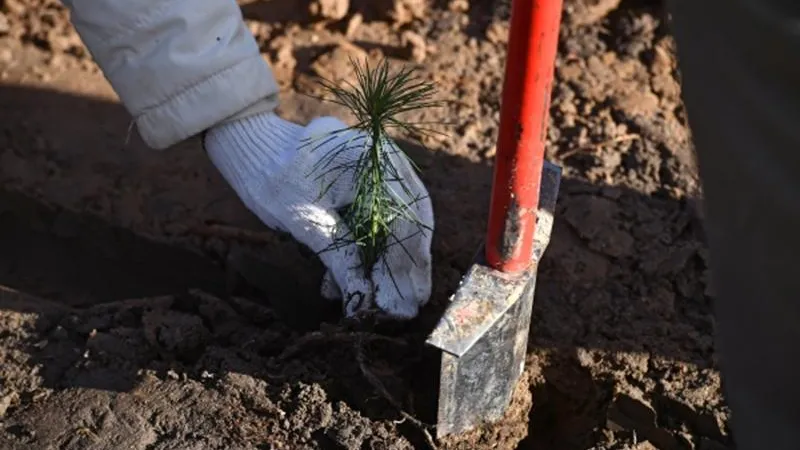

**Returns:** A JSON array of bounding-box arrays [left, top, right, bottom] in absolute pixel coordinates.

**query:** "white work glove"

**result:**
[[204, 112, 434, 319]]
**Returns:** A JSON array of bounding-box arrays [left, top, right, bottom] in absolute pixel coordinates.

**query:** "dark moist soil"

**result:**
[[0, 0, 730, 449]]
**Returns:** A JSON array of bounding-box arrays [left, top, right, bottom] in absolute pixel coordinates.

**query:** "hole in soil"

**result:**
[[0, 189, 228, 306], [0, 186, 449, 446], [516, 354, 615, 449]]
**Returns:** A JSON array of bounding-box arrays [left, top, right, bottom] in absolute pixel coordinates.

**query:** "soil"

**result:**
[[0, 0, 730, 449]]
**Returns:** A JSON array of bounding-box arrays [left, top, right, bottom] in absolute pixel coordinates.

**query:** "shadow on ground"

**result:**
[[0, 84, 720, 449]]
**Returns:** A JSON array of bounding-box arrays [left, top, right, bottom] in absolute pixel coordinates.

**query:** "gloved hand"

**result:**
[[204, 112, 434, 319]]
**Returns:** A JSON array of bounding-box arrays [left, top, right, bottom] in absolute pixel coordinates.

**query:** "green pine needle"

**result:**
[[303, 57, 444, 279]]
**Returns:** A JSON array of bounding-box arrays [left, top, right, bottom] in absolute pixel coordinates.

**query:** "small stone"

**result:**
[[309, 0, 350, 21]]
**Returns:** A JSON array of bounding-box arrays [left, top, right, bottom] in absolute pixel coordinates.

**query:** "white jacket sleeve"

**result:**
[[62, 0, 280, 149]]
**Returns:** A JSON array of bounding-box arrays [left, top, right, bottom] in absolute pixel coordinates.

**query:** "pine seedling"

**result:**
[[303, 57, 444, 281]]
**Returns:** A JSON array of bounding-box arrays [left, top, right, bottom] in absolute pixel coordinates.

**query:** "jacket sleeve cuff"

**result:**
[[134, 55, 280, 150]]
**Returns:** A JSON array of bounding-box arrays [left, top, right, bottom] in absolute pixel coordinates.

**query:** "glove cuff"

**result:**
[[204, 112, 303, 189]]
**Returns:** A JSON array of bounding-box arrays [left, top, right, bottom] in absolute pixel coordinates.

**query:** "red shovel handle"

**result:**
[[485, 0, 563, 273]]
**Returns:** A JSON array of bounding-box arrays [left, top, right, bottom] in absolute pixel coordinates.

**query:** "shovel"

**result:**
[[425, 0, 564, 438]]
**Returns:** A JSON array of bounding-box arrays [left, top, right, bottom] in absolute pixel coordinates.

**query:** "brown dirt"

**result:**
[[0, 0, 730, 449]]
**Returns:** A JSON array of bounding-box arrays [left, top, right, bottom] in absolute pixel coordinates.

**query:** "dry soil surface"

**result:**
[[0, 0, 730, 449]]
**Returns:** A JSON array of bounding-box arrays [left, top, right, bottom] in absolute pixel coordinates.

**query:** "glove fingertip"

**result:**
[[304, 116, 350, 137], [320, 270, 342, 300], [372, 264, 427, 320]]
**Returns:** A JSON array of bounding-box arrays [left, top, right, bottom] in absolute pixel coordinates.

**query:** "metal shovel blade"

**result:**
[[425, 160, 561, 438]]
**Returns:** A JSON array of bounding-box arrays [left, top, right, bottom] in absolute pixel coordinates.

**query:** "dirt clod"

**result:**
[[485, 21, 509, 44], [142, 308, 211, 358], [566, 0, 622, 27], [448, 0, 469, 13], [268, 37, 298, 87], [310, 40, 369, 85], [345, 12, 363, 38], [309, 0, 350, 21], [402, 30, 427, 62], [387, 0, 428, 25]]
